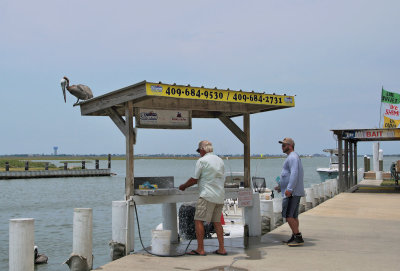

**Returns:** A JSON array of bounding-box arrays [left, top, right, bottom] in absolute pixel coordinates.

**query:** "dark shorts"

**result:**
[[282, 196, 301, 218]]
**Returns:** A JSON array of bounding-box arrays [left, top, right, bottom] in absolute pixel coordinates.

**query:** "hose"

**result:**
[[132, 200, 193, 257]]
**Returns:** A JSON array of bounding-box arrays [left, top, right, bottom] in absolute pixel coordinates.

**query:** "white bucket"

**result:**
[[260, 200, 273, 216], [151, 230, 171, 256], [272, 198, 283, 213]]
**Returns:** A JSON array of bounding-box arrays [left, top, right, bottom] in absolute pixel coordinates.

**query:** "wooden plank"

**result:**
[[243, 113, 250, 188], [80, 82, 147, 116], [125, 101, 134, 199], [134, 97, 250, 113], [218, 116, 246, 144]]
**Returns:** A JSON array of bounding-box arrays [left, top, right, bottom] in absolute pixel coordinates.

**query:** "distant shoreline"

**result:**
[[0, 155, 285, 161]]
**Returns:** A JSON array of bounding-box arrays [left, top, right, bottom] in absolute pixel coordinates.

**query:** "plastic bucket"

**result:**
[[151, 230, 171, 256], [260, 200, 273, 216], [272, 198, 282, 213]]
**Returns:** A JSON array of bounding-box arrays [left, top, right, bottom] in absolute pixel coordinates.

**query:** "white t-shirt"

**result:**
[[193, 152, 225, 204]]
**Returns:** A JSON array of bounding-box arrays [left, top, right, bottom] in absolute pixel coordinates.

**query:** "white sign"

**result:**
[[136, 108, 192, 129], [238, 190, 253, 208]]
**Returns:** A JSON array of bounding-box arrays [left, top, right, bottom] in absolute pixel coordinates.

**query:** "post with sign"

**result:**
[[241, 189, 261, 236]]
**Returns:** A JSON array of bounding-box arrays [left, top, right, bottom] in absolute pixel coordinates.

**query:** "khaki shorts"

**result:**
[[194, 197, 223, 223]]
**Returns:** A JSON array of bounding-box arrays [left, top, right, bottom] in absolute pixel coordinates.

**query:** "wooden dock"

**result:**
[[0, 169, 111, 179], [94, 192, 400, 271]]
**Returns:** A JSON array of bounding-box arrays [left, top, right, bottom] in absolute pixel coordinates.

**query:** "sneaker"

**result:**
[[282, 234, 295, 244], [287, 233, 304, 246]]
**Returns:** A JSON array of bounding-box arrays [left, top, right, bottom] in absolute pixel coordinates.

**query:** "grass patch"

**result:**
[[381, 179, 399, 186], [0, 159, 58, 169], [59, 160, 92, 163]]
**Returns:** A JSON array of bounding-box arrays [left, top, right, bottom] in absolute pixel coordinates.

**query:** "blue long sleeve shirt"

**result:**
[[280, 151, 305, 197]]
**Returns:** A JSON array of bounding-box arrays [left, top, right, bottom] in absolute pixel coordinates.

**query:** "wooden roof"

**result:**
[[78, 81, 295, 118]]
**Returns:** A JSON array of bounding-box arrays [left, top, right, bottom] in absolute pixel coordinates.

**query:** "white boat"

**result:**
[[316, 149, 340, 181]]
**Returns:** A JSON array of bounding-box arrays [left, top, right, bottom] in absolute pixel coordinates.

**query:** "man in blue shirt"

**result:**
[[276, 137, 305, 246]]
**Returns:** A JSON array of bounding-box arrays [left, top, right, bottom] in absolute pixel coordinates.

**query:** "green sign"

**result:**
[[381, 88, 400, 104]]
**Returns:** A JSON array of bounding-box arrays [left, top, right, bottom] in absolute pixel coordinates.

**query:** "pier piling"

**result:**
[[66, 208, 93, 271], [9, 218, 34, 271], [111, 201, 135, 259]]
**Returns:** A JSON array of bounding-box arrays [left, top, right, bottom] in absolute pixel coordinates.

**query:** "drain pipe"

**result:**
[[65, 208, 93, 271], [125, 196, 134, 255]]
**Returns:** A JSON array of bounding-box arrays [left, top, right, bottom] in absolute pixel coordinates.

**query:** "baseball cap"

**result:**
[[278, 137, 294, 146]]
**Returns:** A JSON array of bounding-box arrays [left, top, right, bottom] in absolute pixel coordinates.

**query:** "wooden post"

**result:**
[[344, 140, 349, 191], [108, 154, 112, 169], [349, 141, 353, 188], [125, 101, 134, 199], [64, 162, 68, 170], [337, 134, 343, 192], [72, 208, 93, 269], [5, 162, 9, 171], [25, 161, 29, 171], [82, 161, 86, 169], [9, 218, 34, 271], [243, 113, 250, 188], [45, 162, 49, 171], [354, 142, 358, 185], [95, 160, 99, 169]]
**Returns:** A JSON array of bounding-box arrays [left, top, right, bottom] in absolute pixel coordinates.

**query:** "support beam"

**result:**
[[218, 116, 246, 144], [344, 140, 349, 191], [243, 113, 250, 188], [108, 107, 126, 135], [349, 141, 353, 188], [108, 107, 137, 144], [125, 101, 134, 199], [354, 142, 358, 185], [337, 134, 343, 192]]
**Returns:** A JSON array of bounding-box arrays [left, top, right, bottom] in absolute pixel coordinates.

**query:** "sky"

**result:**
[[1, 0, 400, 156]]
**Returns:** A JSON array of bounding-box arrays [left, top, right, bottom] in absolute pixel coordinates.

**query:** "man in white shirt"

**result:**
[[179, 140, 227, 256]]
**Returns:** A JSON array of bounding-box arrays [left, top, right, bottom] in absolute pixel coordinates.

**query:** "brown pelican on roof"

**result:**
[[60, 76, 93, 106]]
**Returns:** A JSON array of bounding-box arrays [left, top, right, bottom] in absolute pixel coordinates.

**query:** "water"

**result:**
[[1, 156, 398, 270]]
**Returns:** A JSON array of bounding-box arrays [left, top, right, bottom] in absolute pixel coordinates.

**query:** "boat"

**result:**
[[316, 149, 340, 181]]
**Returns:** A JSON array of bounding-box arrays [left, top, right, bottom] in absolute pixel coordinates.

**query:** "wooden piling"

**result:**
[[95, 160, 99, 170], [72, 208, 93, 269], [9, 218, 34, 271], [82, 161, 86, 169], [5, 162, 9, 171]]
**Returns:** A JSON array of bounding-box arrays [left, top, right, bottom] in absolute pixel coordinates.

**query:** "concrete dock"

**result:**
[[95, 192, 400, 271]]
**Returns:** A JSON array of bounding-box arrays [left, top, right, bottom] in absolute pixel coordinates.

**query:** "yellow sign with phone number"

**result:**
[[145, 82, 295, 107]]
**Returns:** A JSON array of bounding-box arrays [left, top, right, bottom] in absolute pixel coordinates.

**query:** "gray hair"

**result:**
[[198, 140, 213, 153]]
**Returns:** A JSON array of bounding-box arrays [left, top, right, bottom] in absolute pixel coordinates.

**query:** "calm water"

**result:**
[[1, 156, 398, 270]]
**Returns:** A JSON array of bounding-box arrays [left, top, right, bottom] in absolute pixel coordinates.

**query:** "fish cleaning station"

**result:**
[[77, 81, 295, 262]]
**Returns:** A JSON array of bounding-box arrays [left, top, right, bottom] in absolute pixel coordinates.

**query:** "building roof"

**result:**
[[331, 128, 400, 141], [78, 81, 295, 118]]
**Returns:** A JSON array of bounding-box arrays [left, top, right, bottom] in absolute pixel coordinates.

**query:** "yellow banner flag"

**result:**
[[383, 115, 400, 128]]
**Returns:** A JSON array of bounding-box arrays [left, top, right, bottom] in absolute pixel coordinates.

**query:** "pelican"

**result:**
[[60, 76, 93, 105], [34, 245, 48, 265]]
